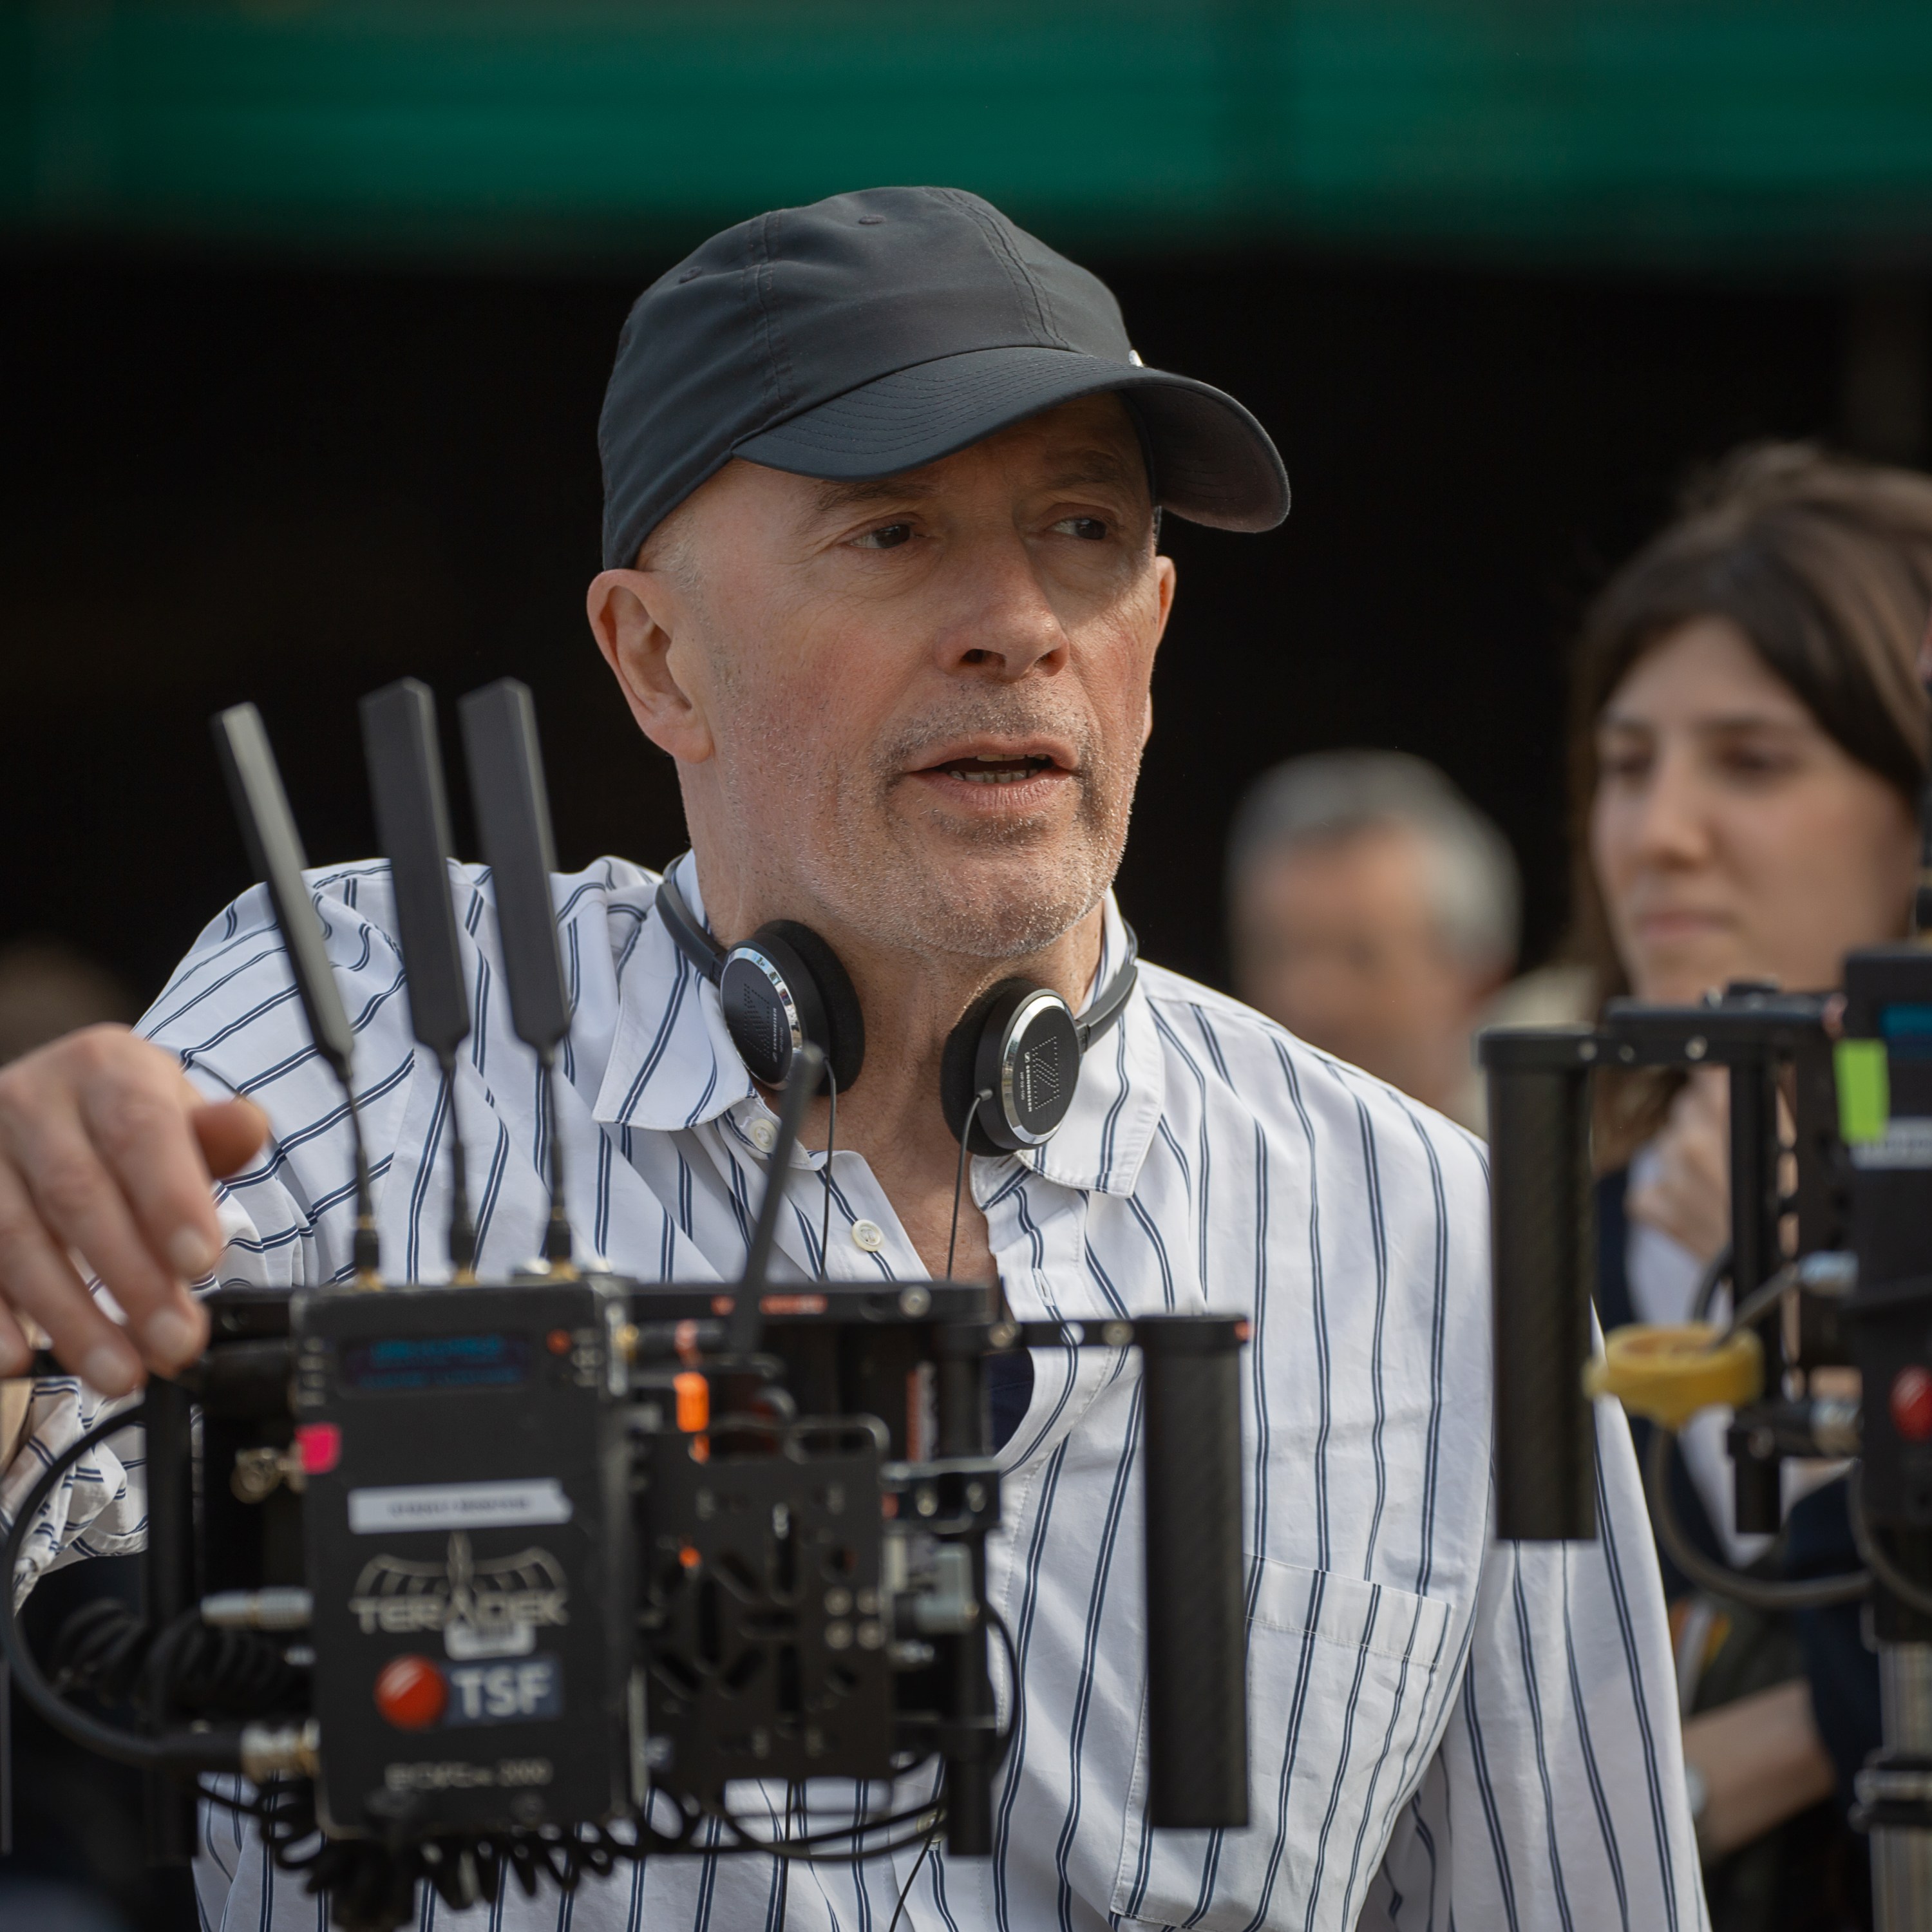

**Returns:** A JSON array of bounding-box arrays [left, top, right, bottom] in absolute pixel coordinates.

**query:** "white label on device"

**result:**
[[1852, 1117, 1932, 1170], [347, 1479, 573, 1535]]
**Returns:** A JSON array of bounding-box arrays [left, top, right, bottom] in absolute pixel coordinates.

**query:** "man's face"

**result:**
[[597, 395, 1175, 964], [1231, 824, 1493, 1111]]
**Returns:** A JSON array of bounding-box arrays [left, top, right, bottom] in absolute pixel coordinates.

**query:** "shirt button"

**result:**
[[851, 1220, 884, 1253], [748, 1118, 778, 1154]]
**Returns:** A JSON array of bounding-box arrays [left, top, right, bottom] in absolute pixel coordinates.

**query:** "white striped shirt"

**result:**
[[15, 854, 1706, 1931]]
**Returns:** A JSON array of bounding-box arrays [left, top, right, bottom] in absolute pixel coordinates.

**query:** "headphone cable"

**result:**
[[945, 1090, 991, 1281], [819, 1068, 837, 1283]]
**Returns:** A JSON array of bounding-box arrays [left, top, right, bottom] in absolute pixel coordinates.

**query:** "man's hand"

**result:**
[[0, 1026, 268, 1395]]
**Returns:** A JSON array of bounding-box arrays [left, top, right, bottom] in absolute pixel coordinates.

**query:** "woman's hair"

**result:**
[[1567, 441, 1932, 1160]]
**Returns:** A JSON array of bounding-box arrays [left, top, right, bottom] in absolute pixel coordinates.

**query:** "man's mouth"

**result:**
[[903, 739, 1077, 815], [934, 753, 1059, 786]]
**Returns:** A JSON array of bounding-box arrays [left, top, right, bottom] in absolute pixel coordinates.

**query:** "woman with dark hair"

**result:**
[[1574, 442, 1932, 1929]]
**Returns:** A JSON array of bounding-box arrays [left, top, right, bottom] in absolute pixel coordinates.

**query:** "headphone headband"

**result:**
[[653, 855, 1138, 1149], [653, 864, 726, 980], [1077, 924, 1139, 1052]]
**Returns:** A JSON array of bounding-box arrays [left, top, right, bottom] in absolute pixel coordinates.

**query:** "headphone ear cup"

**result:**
[[751, 921, 866, 1094], [943, 981, 1015, 1154], [942, 980, 1050, 1155]]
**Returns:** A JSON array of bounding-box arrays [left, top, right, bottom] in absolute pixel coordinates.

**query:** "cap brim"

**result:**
[[732, 345, 1289, 533]]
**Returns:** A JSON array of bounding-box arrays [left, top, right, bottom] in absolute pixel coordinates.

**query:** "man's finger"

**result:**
[[17, 1108, 205, 1372], [191, 1096, 270, 1179], [0, 1302, 30, 1381], [0, 1163, 142, 1394], [72, 1051, 232, 1296]]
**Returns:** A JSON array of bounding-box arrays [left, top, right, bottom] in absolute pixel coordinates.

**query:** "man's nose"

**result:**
[[931, 533, 1069, 681]]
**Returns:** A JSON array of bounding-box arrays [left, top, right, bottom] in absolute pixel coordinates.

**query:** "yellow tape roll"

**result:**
[[1583, 1323, 1764, 1431]]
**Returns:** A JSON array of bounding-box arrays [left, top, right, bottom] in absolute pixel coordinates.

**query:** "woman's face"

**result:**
[[1590, 616, 1918, 1003]]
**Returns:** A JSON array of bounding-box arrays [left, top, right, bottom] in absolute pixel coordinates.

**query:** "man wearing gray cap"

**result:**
[[0, 188, 1700, 1930]]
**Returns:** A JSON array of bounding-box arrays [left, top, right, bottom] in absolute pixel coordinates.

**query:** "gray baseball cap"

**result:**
[[598, 184, 1289, 569]]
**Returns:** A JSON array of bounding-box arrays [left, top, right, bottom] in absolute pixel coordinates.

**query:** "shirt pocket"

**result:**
[[1111, 1559, 1452, 1932]]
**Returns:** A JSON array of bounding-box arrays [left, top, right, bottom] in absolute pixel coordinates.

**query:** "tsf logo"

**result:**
[[374, 1653, 564, 1730], [348, 1531, 568, 1659]]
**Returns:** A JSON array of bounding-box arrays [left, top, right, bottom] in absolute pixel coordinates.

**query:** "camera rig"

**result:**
[[0, 679, 1250, 1931], [1482, 948, 1932, 1930]]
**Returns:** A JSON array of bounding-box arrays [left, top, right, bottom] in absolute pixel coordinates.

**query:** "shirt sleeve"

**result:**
[[5, 868, 420, 1597], [1361, 1394, 1709, 1932]]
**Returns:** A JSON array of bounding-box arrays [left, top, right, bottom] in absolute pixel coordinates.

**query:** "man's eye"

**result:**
[[1052, 516, 1110, 542], [852, 523, 914, 551]]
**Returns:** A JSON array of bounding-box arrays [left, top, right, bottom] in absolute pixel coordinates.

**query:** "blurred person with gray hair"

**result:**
[[1226, 750, 1520, 1130]]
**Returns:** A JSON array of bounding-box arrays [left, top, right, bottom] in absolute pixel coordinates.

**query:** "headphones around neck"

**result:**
[[652, 858, 1138, 1156]]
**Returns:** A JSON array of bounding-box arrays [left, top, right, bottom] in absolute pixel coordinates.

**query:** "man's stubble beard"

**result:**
[[721, 686, 1140, 966]]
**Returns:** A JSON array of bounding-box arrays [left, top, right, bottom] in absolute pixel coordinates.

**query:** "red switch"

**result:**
[[374, 1654, 446, 1730], [1892, 1367, 1932, 1443]]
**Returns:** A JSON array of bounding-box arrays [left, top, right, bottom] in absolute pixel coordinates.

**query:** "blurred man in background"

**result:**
[[1226, 750, 1519, 1130]]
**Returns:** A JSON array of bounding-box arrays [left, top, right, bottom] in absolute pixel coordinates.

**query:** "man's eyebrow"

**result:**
[[1041, 450, 1145, 495], [808, 475, 942, 518]]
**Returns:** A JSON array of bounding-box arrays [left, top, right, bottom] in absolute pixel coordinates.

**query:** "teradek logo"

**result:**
[[348, 1531, 569, 1659]]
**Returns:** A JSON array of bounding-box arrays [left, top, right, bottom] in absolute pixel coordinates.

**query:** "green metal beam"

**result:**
[[6, 0, 1932, 266]]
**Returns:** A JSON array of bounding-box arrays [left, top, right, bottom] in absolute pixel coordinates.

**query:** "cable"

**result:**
[[1848, 1464, 1932, 1620], [945, 1090, 989, 1281], [53, 1598, 302, 1719], [1643, 1426, 1868, 1610], [886, 1825, 941, 1932], [0, 1401, 245, 1769], [536, 1047, 574, 1269], [439, 1050, 476, 1278], [819, 1071, 837, 1285], [1717, 1269, 1792, 1349], [773, 1781, 797, 1929], [737, 1045, 826, 1355], [698, 1804, 944, 1864], [1691, 1244, 1733, 1323], [343, 1086, 382, 1282], [983, 1600, 1019, 1776]]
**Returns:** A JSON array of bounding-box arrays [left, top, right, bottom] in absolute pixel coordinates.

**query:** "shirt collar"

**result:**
[[591, 858, 1164, 1197], [591, 855, 756, 1135]]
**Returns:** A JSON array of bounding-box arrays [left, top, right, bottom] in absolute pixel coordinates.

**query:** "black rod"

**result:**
[[1480, 1025, 1598, 1540], [1728, 1052, 1784, 1535], [140, 1376, 197, 1864], [1137, 1314, 1248, 1828]]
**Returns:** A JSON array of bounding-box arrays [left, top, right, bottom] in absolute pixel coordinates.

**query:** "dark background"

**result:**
[[0, 242, 1857, 1010]]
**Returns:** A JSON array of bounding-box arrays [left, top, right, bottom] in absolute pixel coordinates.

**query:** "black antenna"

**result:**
[[1917, 676, 1932, 938], [733, 1043, 823, 1356], [457, 679, 574, 1271], [212, 704, 380, 1285], [360, 679, 477, 1280]]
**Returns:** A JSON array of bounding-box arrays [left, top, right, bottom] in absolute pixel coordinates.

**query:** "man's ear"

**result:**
[[586, 568, 714, 764], [1141, 554, 1175, 752], [1153, 553, 1177, 641]]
